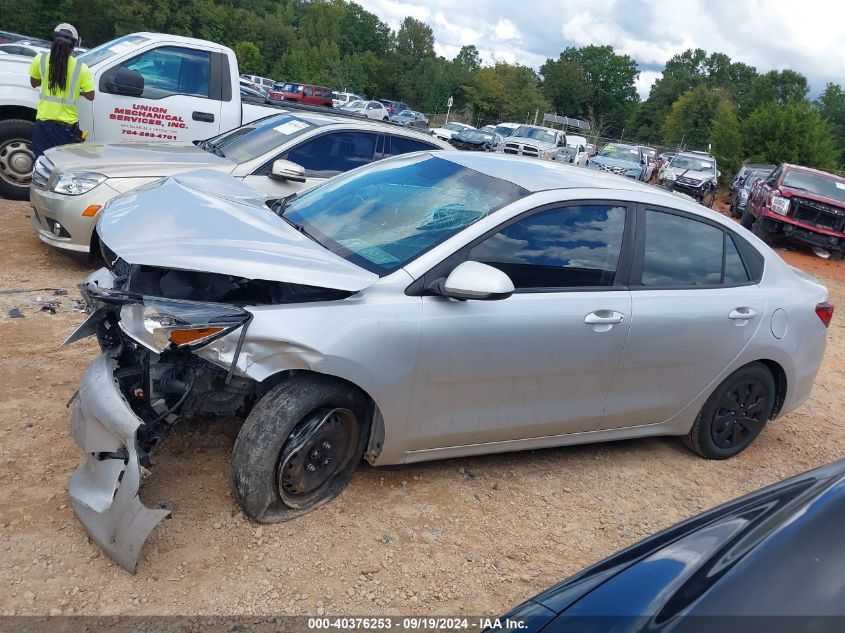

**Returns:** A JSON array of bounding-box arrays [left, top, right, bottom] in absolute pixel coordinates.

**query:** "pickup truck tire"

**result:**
[[231, 375, 369, 523], [0, 119, 35, 200], [740, 207, 755, 229]]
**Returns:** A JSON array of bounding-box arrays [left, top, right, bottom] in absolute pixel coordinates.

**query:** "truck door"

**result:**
[[91, 45, 224, 143]]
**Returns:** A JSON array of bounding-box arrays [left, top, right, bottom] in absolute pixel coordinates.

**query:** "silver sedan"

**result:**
[[66, 152, 831, 571]]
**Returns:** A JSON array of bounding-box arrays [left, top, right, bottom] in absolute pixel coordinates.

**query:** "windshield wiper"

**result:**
[[270, 192, 298, 216], [280, 214, 318, 243], [196, 139, 225, 158]]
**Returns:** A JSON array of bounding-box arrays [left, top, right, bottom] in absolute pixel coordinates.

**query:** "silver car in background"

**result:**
[[66, 152, 831, 571], [29, 111, 450, 255]]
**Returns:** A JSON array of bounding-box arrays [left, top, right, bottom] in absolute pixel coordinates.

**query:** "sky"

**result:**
[[358, 0, 845, 99]]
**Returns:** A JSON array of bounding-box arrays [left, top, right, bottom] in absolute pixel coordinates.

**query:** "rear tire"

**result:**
[[683, 362, 775, 459], [231, 375, 369, 523], [752, 218, 772, 243], [0, 119, 35, 200]]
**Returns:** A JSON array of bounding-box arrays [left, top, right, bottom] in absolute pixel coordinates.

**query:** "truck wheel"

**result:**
[[701, 189, 715, 208], [0, 119, 35, 200], [683, 362, 775, 459], [231, 375, 370, 523], [740, 207, 755, 229], [752, 218, 771, 243]]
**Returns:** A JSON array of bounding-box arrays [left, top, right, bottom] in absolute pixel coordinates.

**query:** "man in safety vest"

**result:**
[[28, 23, 95, 158]]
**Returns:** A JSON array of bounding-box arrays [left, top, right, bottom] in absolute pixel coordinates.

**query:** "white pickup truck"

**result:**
[[0, 32, 279, 199]]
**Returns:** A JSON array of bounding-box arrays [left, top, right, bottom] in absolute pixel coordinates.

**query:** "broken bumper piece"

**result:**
[[69, 353, 170, 573]]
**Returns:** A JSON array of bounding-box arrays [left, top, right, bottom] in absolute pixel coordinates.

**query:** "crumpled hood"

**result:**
[[46, 142, 235, 178], [665, 167, 714, 182], [590, 155, 640, 170], [96, 170, 379, 292]]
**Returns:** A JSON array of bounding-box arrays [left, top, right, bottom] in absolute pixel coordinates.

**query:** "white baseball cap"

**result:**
[[54, 23, 79, 42]]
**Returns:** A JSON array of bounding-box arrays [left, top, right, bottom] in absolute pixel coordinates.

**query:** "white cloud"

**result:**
[[635, 70, 662, 99], [494, 19, 520, 41], [358, 0, 845, 95]]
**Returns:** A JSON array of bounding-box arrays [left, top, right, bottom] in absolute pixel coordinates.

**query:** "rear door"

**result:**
[[93, 45, 223, 142], [600, 205, 766, 430]]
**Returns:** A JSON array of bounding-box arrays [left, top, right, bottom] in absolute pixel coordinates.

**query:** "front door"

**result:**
[[405, 202, 634, 451], [92, 45, 222, 143], [600, 207, 767, 430]]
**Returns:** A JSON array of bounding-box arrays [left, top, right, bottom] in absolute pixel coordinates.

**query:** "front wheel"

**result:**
[[740, 206, 755, 229], [231, 375, 370, 522], [683, 362, 776, 459], [0, 119, 35, 200]]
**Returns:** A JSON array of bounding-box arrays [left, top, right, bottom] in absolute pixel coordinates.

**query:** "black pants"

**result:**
[[32, 120, 79, 158]]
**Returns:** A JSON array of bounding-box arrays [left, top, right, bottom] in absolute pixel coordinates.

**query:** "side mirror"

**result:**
[[433, 261, 514, 301], [717, 170, 722, 177], [269, 159, 306, 183], [106, 68, 144, 97]]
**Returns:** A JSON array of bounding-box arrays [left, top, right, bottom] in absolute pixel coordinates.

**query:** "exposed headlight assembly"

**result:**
[[119, 297, 250, 353], [661, 170, 676, 181], [740, 190, 749, 200], [539, 148, 556, 160]]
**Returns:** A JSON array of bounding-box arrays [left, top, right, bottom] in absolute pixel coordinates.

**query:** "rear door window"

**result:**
[[387, 135, 441, 156], [639, 210, 756, 287]]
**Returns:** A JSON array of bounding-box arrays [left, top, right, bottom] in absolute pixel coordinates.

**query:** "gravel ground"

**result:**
[[1, 197, 844, 617]]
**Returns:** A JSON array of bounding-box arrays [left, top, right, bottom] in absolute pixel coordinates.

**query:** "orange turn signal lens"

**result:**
[[82, 204, 102, 217], [168, 327, 224, 346]]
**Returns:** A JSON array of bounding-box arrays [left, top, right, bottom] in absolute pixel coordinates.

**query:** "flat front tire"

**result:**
[[231, 375, 369, 522], [683, 362, 776, 459]]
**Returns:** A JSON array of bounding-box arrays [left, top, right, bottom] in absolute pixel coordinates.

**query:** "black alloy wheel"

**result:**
[[711, 379, 771, 450]]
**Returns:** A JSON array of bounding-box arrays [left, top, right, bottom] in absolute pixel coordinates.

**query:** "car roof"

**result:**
[[675, 151, 715, 159], [438, 151, 673, 194], [781, 163, 845, 182]]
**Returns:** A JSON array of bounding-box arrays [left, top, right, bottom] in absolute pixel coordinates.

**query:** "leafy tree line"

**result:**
[[2, 0, 843, 179]]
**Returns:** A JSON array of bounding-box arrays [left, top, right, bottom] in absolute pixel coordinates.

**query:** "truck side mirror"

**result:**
[[269, 159, 306, 183], [106, 68, 144, 97]]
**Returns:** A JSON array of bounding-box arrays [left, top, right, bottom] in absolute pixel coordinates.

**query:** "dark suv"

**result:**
[[742, 163, 845, 258], [729, 163, 774, 217]]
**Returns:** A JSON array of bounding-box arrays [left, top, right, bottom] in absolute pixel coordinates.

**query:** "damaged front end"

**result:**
[[66, 264, 320, 572]]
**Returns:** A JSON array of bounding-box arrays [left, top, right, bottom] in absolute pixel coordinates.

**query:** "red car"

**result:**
[[741, 163, 845, 259], [266, 83, 333, 107]]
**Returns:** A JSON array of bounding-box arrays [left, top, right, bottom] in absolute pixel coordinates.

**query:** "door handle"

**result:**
[[192, 111, 215, 122], [584, 311, 625, 325], [729, 307, 757, 320]]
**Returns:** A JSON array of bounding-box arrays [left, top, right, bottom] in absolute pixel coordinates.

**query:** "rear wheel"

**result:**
[[683, 363, 775, 459], [231, 375, 369, 522], [0, 119, 35, 200]]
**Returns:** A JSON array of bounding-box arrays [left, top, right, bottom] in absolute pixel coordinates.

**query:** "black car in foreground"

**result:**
[[498, 459, 845, 632]]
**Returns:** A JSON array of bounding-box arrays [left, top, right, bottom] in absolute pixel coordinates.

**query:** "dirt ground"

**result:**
[[1, 197, 844, 617]]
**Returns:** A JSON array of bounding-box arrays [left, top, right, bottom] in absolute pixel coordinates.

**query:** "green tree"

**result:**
[[711, 106, 743, 183], [466, 63, 549, 124], [338, 2, 390, 56], [234, 41, 263, 75], [662, 86, 734, 150], [541, 45, 638, 135], [742, 101, 839, 169], [395, 16, 435, 62], [817, 83, 845, 166], [743, 69, 809, 112]]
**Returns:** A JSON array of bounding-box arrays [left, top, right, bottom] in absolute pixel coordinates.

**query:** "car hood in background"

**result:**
[[96, 170, 379, 292], [590, 155, 640, 170], [665, 167, 715, 182], [45, 142, 235, 178], [505, 136, 556, 150]]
